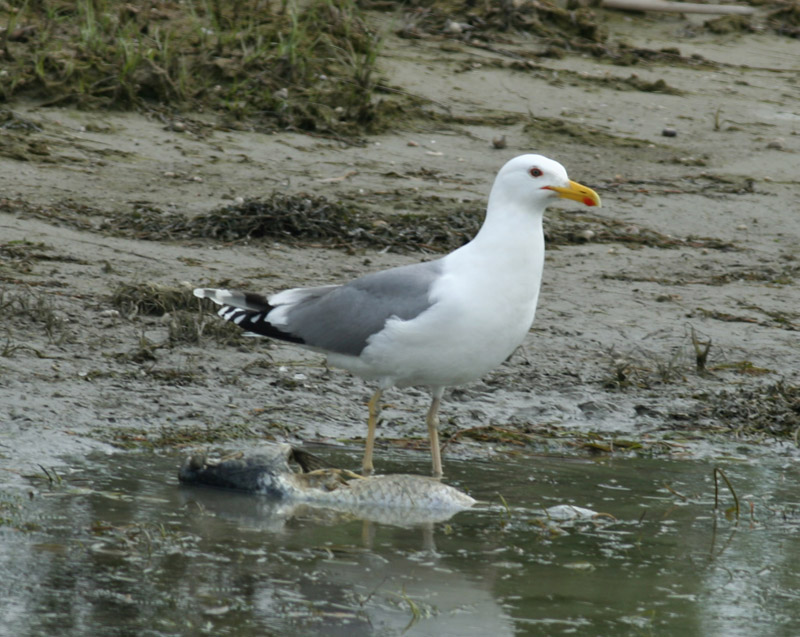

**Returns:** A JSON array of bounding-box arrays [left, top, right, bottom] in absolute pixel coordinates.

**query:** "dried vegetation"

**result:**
[[704, 2, 800, 38], [109, 282, 246, 346], [110, 281, 198, 316], [2, 192, 739, 255], [0, 286, 74, 347], [392, 0, 607, 44]]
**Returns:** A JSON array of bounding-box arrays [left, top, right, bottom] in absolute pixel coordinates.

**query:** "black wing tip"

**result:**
[[220, 305, 305, 345]]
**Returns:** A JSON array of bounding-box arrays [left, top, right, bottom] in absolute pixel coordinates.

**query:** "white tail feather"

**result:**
[[194, 288, 266, 311], [194, 288, 236, 306]]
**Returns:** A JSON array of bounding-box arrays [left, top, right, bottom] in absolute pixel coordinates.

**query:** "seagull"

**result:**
[[194, 154, 600, 478]]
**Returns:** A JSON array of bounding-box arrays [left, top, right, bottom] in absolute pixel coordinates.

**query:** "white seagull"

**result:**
[[195, 154, 600, 478]]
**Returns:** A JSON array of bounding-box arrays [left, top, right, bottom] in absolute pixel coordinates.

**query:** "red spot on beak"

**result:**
[[583, 197, 597, 207]]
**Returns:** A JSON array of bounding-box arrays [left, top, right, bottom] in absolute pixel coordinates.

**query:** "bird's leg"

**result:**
[[426, 388, 445, 479], [362, 388, 382, 477]]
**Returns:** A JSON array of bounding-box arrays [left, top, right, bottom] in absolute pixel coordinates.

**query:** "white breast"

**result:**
[[335, 235, 543, 389]]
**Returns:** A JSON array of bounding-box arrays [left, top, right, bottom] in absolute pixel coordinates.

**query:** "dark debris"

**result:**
[[691, 382, 800, 438]]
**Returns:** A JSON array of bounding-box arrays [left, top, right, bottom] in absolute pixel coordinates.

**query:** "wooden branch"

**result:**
[[600, 0, 755, 15]]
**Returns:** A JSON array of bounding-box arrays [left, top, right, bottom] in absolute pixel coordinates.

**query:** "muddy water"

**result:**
[[2, 449, 799, 637]]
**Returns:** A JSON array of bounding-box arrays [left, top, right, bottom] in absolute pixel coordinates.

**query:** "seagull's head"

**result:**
[[495, 154, 601, 210]]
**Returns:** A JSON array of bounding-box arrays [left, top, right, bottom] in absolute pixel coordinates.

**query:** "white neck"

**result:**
[[465, 190, 545, 266], [442, 191, 546, 321]]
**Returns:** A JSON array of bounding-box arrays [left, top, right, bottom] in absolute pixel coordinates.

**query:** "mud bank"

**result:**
[[1, 6, 799, 489]]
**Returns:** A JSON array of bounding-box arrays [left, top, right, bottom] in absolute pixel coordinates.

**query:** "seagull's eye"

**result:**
[[529, 167, 543, 178]]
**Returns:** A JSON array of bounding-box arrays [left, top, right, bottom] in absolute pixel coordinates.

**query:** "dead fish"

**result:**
[[179, 444, 476, 525]]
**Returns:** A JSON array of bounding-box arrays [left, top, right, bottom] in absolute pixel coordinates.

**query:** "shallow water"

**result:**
[[2, 448, 799, 637]]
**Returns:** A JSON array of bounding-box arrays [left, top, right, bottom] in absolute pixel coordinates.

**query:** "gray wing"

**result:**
[[281, 259, 443, 356]]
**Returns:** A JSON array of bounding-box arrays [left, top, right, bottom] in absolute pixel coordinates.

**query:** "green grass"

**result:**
[[0, 0, 388, 135]]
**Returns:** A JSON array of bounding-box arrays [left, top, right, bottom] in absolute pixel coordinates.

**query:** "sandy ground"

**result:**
[[1, 8, 799, 487]]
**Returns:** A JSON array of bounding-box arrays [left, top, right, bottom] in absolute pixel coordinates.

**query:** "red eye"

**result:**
[[529, 167, 543, 178]]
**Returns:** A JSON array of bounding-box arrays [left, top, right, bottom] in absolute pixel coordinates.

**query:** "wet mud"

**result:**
[[1, 4, 799, 486]]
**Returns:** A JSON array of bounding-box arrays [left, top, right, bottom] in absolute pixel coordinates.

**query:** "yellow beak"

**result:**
[[545, 180, 601, 207]]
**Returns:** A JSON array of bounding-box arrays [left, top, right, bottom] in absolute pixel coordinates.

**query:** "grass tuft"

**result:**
[[0, 287, 73, 344], [0, 0, 389, 135], [110, 282, 198, 317]]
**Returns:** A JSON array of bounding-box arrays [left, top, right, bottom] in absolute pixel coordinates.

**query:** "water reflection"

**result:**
[[1, 450, 799, 636]]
